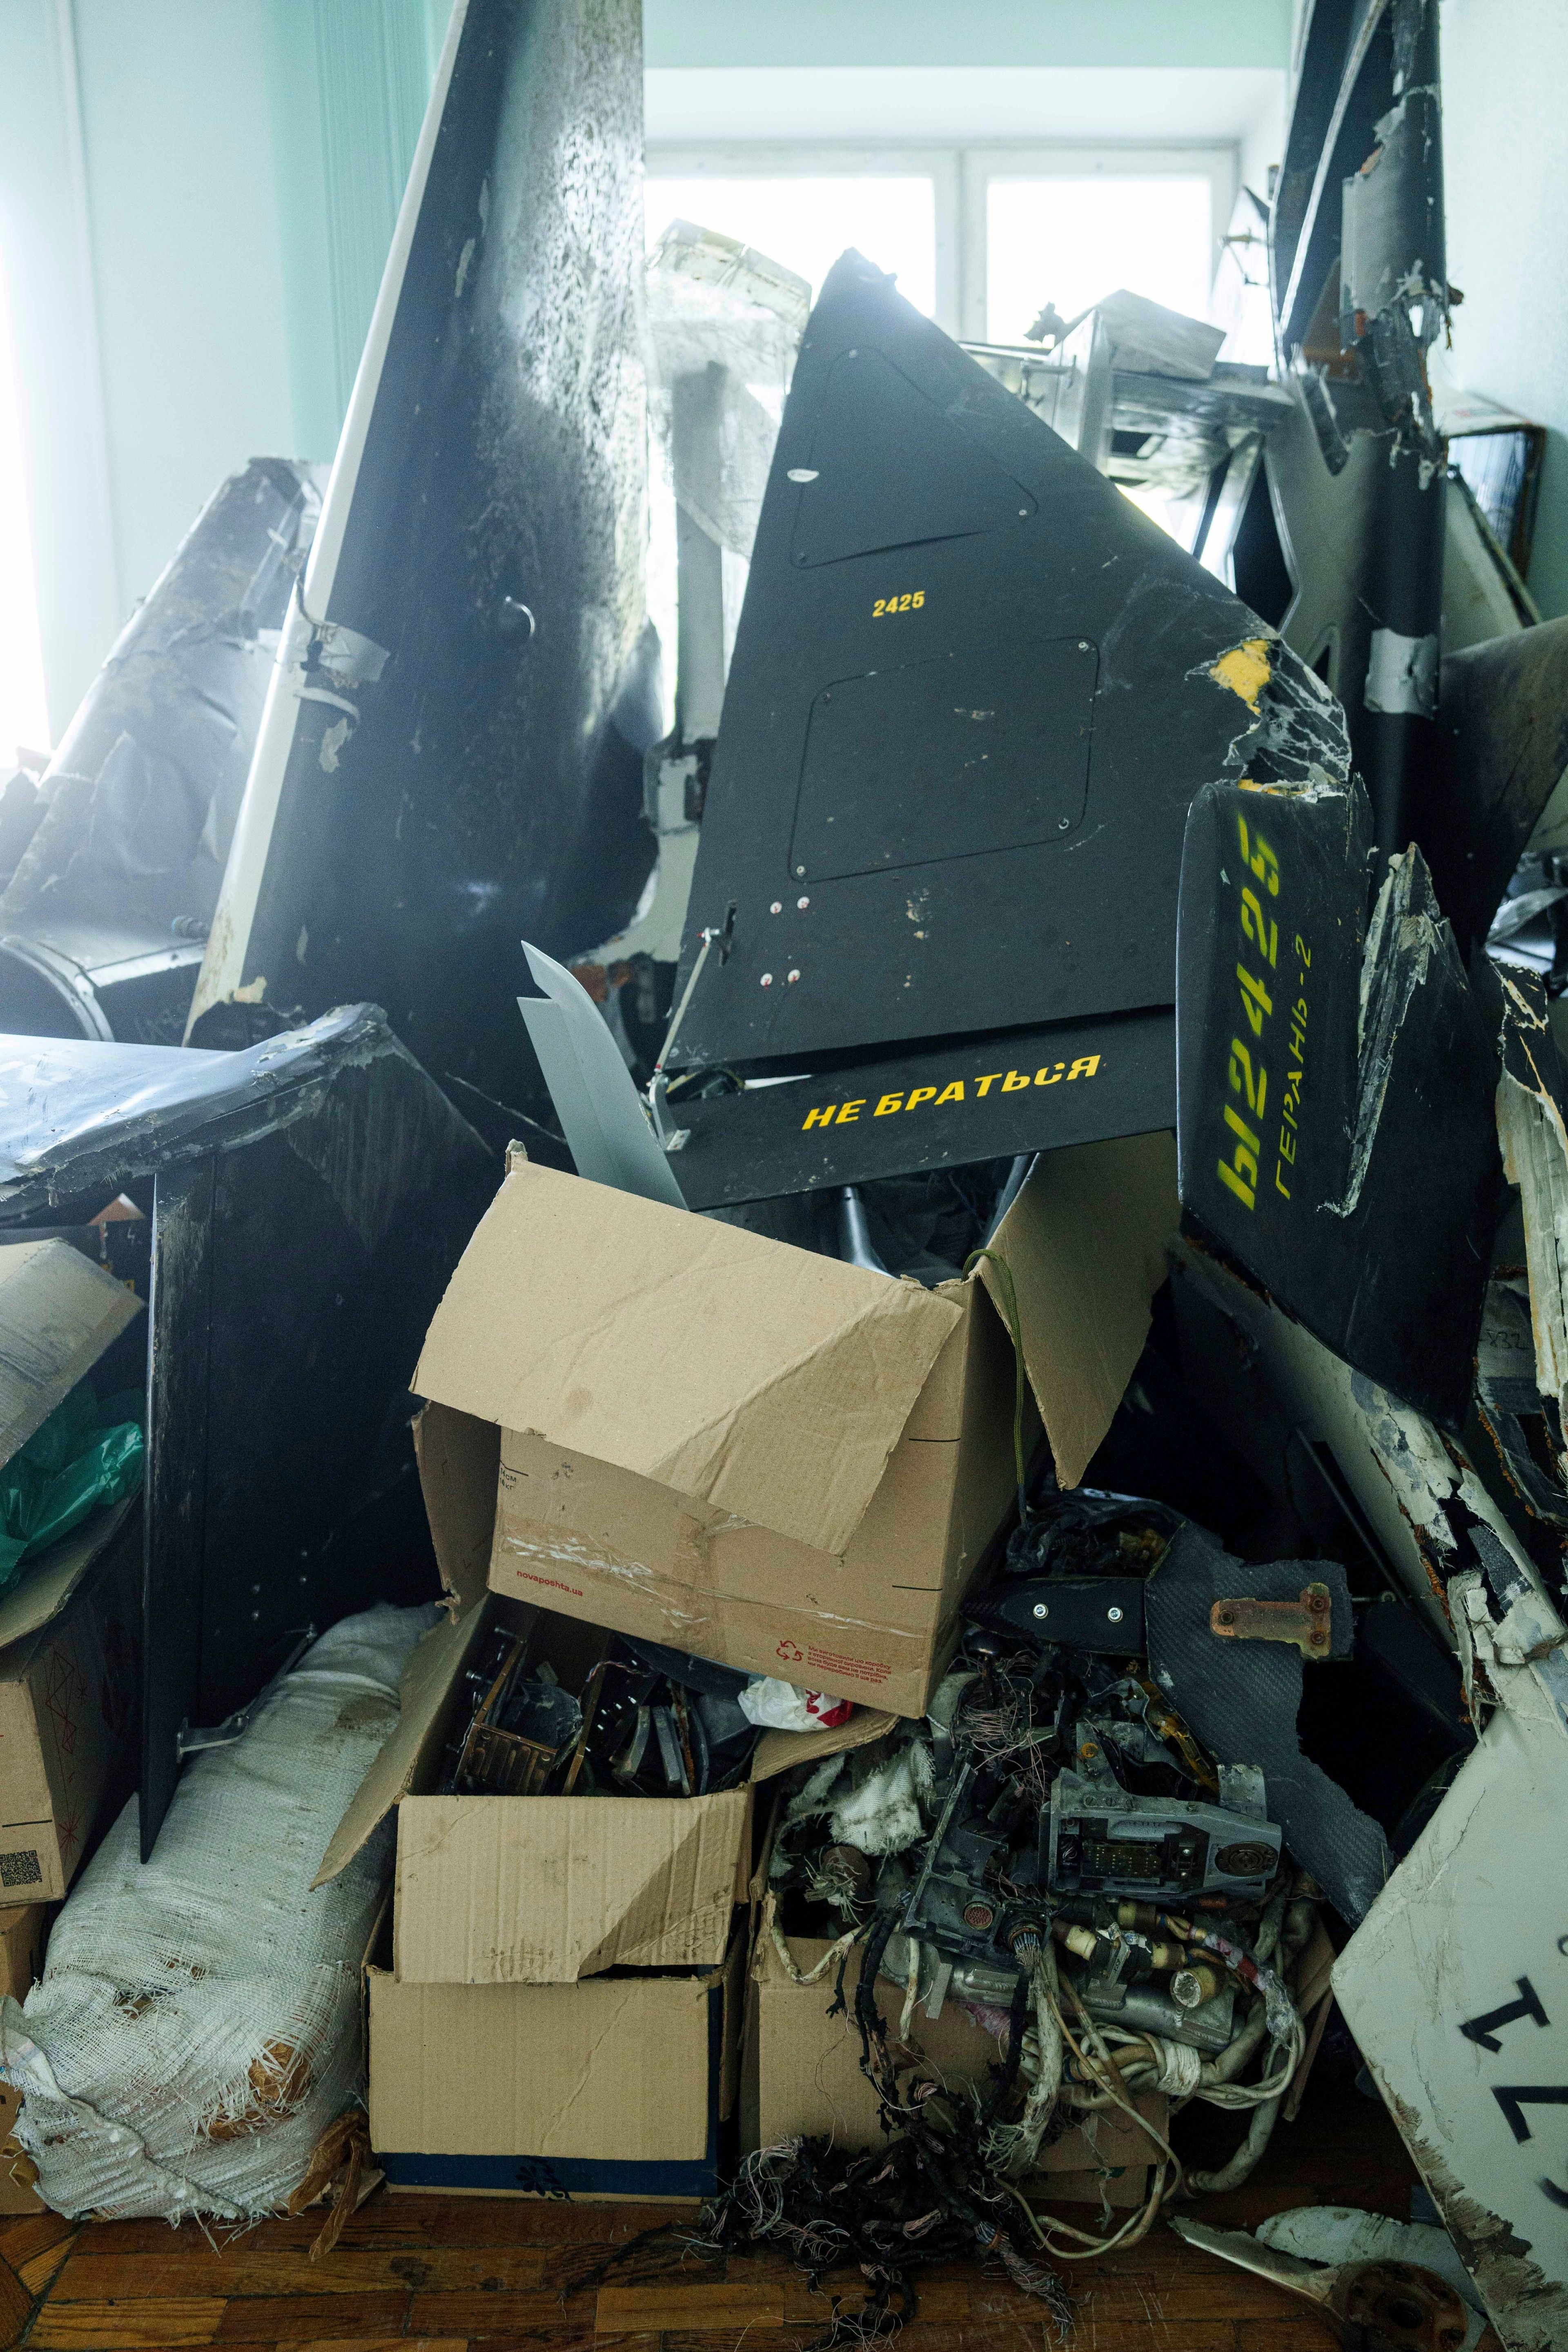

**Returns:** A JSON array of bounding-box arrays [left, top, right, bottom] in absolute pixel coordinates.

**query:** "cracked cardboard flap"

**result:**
[[750, 1707, 897, 1785], [413, 1402, 499, 1615], [0, 1239, 141, 1475], [414, 1160, 961, 1557], [393, 1788, 751, 1982], [980, 1130, 1180, 1489], [313, 1597, 496, 1889], [0, 1494, 137, 1653]]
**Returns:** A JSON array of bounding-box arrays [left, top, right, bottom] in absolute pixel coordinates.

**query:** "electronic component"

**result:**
[[1047, 1769, 1281, 1902]]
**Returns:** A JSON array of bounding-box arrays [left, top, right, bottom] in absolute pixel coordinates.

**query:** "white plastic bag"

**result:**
[[738, 1676, 853, 1732], [0, 1601, 434, 2222]]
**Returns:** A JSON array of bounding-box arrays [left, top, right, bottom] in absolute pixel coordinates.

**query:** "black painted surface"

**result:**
[[0, 461, 320, 1045], [1145, 1524, 1388, 1925], [1175, 777, 1499, 1429], [669, 252, 1306, 1082], [670, 1008, 1175, 1209], [0, 1009, 494, 1857], [198, 0, 655, 1120]]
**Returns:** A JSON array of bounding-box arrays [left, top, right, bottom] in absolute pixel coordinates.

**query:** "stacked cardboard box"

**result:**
[[339, 1599, 891, 2197], [345, 1131, 1179, 2198], [0, 1237, 145, 2215]]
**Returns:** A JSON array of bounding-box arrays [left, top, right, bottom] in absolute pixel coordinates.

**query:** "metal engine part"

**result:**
[[1047, 1768, 1283, 1904]]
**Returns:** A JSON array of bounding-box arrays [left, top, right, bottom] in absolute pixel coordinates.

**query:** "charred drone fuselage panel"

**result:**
[[664, 252, 1349, 1208], [0, 460, 322, 1048], [1176, 773, 1500, 1430], [189, 0, 656, 1125], [1265, 0, 1448, 867]]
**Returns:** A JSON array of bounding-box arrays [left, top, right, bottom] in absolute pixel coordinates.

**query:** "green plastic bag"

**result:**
[[0, 1379, 145, 1592]]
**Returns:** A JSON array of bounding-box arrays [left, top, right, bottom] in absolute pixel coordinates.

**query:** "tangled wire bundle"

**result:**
[[687, 1913, 1074, 2347]]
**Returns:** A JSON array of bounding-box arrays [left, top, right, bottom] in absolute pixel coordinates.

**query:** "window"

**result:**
[[984, 174, 1216, 344], [645, 169, 941, 321], [646, 144, 1231, 346]]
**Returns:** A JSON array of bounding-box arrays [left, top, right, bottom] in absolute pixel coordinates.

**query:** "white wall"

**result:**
[[1443, 0, 1568, 617], [0, 0, 444, 741], [0, 2, 122, 741], [72, 0, 296, 630]]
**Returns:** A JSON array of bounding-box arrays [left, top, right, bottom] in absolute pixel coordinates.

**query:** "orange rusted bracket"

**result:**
[[1209, 1582, 1333, 1660]]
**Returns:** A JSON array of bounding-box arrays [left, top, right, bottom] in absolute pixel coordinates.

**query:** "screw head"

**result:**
[[795, 865, 806, 876], [1058, 817, 1071, 830], [1033, 1602, 1049, 1620], [770, 900, 782, 914], [760, 972, 773, 987], [1107, 1605, 1124, 1624], [786, 968, 800, 983], [797, 895, 810, 909]]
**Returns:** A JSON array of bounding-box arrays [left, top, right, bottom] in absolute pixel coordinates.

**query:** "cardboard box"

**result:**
[[0, 1237, 141, 1465], [325, 1586, 886, 2198], [0, 2084, 46, 2215], [321, 1582, 891, 1983], [0, 1501, 140, 1901], [412, 1133, 1178, 1714], [0, 1910, 51, 2218], [746, 1917, 1165, 2208], [0, 1904, 49, 2001], [0, 1232, 145, 1903], [369, 1930, 745, 2202]]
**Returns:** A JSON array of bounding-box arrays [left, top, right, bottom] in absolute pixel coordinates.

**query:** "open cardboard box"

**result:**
[[411, 1133, 1178, 1715], [329, 1590, 891, 2199], [317, 1454, 898, 1982]]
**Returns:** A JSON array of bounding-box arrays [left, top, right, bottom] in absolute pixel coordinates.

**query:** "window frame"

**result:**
[[645, 140, 1238, 341], [645, 143, 961, 330]]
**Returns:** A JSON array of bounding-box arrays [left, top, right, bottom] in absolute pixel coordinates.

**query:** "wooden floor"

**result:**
[[0, 2082, 1421, 2350]]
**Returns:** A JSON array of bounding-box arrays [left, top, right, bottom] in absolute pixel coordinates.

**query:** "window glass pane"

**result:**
[[985, 177, 1213, 344], [646, 177, 937, 318]]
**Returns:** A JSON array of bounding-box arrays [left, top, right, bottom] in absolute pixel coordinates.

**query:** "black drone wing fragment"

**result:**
[[0, 459, 322, 1046], [664, 249, 1353, 1209], [1175, 774, 1500, 1428], [189, 0, 657, 1128], [1425, 615, 1568, 954], [0, 1011, 494, 1859], [1144, 1525, 1389, 1924]]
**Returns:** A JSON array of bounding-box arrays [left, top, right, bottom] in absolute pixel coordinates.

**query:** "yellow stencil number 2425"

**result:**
[[873, 591, 924, 617]]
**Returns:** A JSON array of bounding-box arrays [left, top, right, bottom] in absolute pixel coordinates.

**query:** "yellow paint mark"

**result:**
[[1209, 637, 1272, 712], [233, 975, 268, 1004]]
